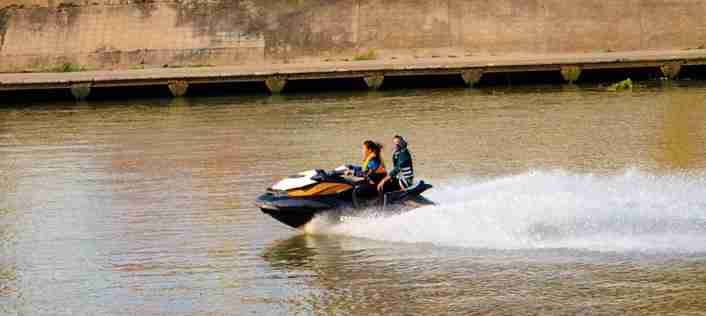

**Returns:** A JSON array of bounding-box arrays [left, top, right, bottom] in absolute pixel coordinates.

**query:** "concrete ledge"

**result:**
[[1, 50, 705, 92]]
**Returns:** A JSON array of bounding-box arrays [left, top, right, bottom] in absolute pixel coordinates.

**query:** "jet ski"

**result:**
[[256, 166, 434, 229]]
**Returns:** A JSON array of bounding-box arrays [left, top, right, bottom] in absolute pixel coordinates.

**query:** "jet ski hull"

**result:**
[[256, 192, 341, 229], [260, 208, 318, 229], [257, 181, 434, 229]]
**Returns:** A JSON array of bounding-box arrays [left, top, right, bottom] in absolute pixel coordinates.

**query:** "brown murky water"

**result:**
[[1, 84, 706, 315]]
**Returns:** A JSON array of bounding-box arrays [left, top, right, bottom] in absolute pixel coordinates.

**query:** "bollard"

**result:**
[[70, 83, 92, 101], [363, 75, 384, 90], [461, 69, 483, 88], [167, 80, 189, 97], [265, 77, 287, 94], [560, 65, 582, 84]]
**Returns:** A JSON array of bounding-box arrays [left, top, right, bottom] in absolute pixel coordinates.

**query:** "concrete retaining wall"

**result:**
[[1, 0, 705, 72]]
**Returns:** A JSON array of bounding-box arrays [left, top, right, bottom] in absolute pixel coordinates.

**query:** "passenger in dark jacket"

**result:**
[[377, 135, 414, 192]]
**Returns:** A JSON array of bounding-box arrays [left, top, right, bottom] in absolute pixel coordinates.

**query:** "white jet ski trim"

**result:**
[[271, 170, 318, 191]]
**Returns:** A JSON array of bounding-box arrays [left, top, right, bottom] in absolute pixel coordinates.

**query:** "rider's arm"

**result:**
[[347, 165, 363, 177], [389, 156, 400, 178], [377, 175, 391, 191]]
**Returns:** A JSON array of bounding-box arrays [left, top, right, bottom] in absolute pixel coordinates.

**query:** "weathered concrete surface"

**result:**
[[1, 0, 706, 72], [2, 50, 705, 93]]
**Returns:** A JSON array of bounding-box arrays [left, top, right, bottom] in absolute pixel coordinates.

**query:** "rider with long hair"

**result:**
[[349, 140, 387, 184]]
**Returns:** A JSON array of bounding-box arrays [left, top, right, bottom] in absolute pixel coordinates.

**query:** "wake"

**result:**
[[309, 169, 706, 253]]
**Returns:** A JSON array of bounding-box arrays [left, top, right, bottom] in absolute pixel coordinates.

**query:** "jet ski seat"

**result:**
[[382, 181, 431, 207]]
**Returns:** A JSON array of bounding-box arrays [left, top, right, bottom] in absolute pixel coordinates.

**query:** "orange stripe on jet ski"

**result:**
[[287, 183, 352, 197]]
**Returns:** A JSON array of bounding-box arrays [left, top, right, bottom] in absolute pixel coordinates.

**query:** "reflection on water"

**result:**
[[655, 87, 706, 169], [0, 156, 18, 314], [1, 84, 706, 315], [263, 234, 706, 315], [263, 235, 319, 270]]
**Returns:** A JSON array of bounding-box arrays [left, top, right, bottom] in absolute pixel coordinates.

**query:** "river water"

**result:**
[[1, 84, 706, 315]]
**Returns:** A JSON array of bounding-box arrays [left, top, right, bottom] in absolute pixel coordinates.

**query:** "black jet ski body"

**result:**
[[256, 167, 434, 229]]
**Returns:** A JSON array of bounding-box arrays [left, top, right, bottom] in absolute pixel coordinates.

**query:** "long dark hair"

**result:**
[[363, 140, 383, 157]]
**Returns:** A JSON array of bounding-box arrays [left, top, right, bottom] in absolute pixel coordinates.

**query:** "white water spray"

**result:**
[[314, 169, 706, 253]]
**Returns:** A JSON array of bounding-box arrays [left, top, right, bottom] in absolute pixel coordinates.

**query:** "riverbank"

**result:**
[[2, 49, 706, 100]]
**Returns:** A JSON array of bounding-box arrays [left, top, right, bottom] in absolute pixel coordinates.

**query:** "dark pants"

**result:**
[[355, 183, 380, 199], [382, 179, 401, 193]]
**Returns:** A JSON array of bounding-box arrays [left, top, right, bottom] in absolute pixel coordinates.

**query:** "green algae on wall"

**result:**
[[0, 6, 13, 51]]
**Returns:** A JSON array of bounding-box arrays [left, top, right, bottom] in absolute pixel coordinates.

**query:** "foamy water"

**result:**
[[313, 169, 706, 253]]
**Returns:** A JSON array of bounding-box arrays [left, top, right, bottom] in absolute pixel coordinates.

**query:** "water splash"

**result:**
[[318, 169, 706, 253]]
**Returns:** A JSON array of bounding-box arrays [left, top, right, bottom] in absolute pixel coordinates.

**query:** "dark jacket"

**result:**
[[390, 146, 413, 187]]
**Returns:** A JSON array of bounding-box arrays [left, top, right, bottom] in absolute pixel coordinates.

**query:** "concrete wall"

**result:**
[[1, 0, 705, 72]]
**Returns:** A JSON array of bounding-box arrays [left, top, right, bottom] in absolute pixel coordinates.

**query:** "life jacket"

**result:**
[[362, 153, 386, 175]]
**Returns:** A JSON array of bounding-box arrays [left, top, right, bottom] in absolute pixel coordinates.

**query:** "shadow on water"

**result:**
[[6, 67, 706, 106], [13, 64, 705, 103]]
